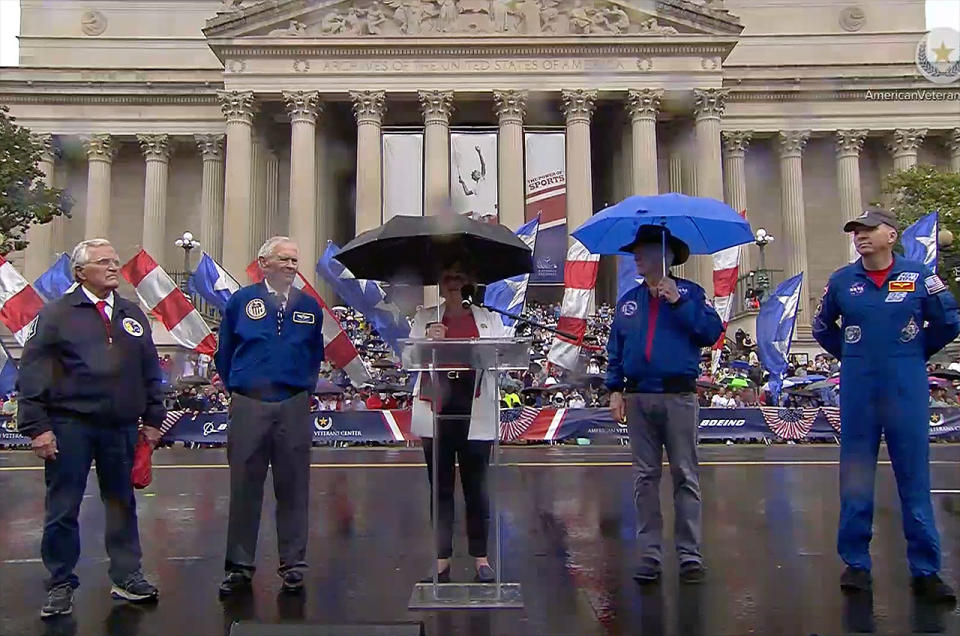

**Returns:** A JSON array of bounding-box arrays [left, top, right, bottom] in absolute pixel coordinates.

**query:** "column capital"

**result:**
[[625, 89, 662, 122], [195, 134, 225, 161], [282, 90, 322, 125], [419, 90, 455, 125], [561, 89, 598, 124], [693, 88, 728, 120], [944, 128, 960, 153], [137, 134, 172, 161], [217, 90, 257, 125], [887, 128, 927, 156], [350, 90, 386, 124], [835, 129, 868, 158], [83, 134, 117, 161], [30, 133, 56, 162], [493, 90, 527, 124], [721, 130, 752, 156], [778, 130, 811, 158]]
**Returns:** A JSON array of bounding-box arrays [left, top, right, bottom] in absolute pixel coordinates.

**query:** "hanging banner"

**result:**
[[450, 132, 498, 222], [382, 133, 424, 222], [524, 132, 567, 284]]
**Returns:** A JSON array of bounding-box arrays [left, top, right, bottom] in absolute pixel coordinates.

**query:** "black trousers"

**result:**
[[422, 417, 492, 559], [42, 419, 141, 589]]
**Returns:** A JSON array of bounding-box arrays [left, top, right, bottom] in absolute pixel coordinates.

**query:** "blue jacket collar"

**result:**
[[853, 253, 906, 280]]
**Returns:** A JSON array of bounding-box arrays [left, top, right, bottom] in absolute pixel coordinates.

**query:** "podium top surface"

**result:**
[[398, 337, 532, 372]]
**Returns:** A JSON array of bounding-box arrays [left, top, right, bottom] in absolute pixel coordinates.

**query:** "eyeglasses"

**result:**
[[87, 258, 121, 268]]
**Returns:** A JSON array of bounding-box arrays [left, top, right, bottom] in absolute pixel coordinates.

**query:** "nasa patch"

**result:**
[[121, 317, 144, 337], [245, 298, 267, 320], [849, 282, 865, 296], [621, 301, 638, 317], [844, 325, 862, 344]]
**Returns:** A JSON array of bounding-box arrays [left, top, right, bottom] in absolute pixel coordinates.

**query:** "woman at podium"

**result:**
[[409, 259, 508, 583]]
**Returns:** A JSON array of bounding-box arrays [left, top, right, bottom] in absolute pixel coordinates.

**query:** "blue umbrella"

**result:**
[[729, 360, 751, 371], [572, 193, 753, 257], [781, 374, 826, 389]]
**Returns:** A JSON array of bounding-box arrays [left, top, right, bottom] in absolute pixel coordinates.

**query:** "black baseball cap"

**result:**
[[843, 206, 899, 232]]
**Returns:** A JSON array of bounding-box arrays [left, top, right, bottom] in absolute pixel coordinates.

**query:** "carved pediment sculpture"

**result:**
[[266, 0, 686, 37]]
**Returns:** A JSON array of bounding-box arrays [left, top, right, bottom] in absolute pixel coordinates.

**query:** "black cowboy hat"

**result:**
[[618, 225, 690, 266]]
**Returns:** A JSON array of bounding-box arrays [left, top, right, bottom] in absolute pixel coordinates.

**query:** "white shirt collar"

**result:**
[[263, 279, 290, 300], [81, 285, 113, 308]]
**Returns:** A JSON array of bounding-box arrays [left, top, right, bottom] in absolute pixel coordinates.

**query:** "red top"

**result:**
[[365, 395, 384, 410], [645, 295, 660, 361], [865, 262, 894, 288], [442, 310, 480, 339]]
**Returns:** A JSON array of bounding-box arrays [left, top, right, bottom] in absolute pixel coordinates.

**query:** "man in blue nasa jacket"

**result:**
[[606, 226, 723, 585], [215, 236, 325, 596], [813, 207, 957, 604]]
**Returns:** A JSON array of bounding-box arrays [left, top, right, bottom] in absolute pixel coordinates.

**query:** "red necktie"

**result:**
[[95, 300, 112, 343]]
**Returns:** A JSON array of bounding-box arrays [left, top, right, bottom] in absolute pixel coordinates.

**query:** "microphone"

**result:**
[[460, 284, 477, 309]]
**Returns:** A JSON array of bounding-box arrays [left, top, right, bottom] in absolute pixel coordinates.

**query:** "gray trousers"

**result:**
[[225, 391, 312, 575], [625, 392, 703, 566]]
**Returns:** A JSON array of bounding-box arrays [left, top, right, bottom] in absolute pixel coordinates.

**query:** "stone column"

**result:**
[[266, 150, 279, 237], [947, 129, 960, 174], [693, 89, 728, 289], [249, 135, 267, 254], [888, 128, 927, 172], [314, 123, 334, 302], [493, 90, 527, 230], [24, 134, 56, 280], [82, 134, 116, 239], [835, 130, 868, 262], [420, 90, 454, 216], [284, 90, 322, 284], [626, 89, 662, 196], [218, 90, 257, 278], [778, 130, 812, 326], [195, 134, 225, 262], [562, 89, 597, 235], [351, 90, 386, 235], [667, 128, 686, 279], [137, 134, 172, 265], [722, 131, 752, 273]]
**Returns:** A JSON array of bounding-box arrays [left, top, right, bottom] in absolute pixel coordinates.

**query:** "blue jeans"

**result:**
[[41, 419, 142, 589]]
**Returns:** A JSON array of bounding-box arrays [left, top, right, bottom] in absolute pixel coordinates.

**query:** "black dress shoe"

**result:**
[[840, 566, 872, 592], [633, 558, 661, 584], [419, 567, 451, 584], [219, 571, 252, 597], [280, 569, 304, 593], [474, 564, 495, 583], [911, 574, 957, 605], [679, 561, 706, 584]]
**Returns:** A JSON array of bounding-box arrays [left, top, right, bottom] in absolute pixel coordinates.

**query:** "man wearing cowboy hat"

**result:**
[[605, 225, 723, 585]]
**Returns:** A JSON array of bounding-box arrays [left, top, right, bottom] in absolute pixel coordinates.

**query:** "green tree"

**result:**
[[882, 164, 960, 236], [0, 105, 71, 255]]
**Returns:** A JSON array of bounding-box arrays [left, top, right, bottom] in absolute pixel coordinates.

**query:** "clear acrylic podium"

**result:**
[[399, 337, 531, 610]]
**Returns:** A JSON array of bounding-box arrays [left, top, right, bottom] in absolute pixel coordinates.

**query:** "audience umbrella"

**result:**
[[315, 378, 343, 394], [177, 375, 211, 387], [728, 360, 751, 371], [930, 369, 960, 381]]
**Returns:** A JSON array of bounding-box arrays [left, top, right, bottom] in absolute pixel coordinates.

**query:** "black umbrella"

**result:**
[[931, 369, 960, 381], [335, 214, 533, 284], [372, 358, 396, 369], [177, 375, 211, 387]]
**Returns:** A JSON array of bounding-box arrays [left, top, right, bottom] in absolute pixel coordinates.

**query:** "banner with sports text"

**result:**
[[382, 132, 424, 222], [450, 132, 498, 222], [524, 132, 566, 284]]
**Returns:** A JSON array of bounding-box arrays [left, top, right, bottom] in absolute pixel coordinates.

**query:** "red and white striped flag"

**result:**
[[246, 262, 371, 386], [710, 210, 746, 372], [547, 238, 600, 370], [121, 250, 217, 355], [0, 256, 45, 345]]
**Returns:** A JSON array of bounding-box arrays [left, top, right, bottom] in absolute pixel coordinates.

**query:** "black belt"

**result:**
[[624, 376, 696, 394], [234, 387, 303, 401]]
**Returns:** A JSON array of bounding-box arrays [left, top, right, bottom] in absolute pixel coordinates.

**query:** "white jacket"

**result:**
[[409, 304, 507, 441]]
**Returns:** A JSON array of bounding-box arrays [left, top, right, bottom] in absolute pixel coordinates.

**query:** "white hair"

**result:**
[[258, 236, 297, 260], [70, 239, 113, 281]]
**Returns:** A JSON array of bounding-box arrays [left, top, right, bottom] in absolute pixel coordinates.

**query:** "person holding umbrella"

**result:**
[[605, 225, 723, 584]]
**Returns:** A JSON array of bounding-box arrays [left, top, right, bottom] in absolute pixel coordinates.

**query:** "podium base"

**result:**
[[407, 582, 524, 609]]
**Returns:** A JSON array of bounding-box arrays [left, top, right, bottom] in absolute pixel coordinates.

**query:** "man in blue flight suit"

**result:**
[[813, 207, 958, 604], [606, 226, 723, 585], [215, 236, 326, 596]]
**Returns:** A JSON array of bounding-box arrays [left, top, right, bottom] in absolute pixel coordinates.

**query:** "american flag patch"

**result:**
[[760, 408, 818, 440], [499, 407, 540, 441]]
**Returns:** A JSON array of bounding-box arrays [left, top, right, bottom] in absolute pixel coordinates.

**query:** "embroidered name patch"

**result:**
[[292, 311, 315, 324], [888, 280, 915, 293], [621, 301, 638, 317], [885, 292, 907, 303], [245, 298, 267, 320], [895, 272, 920, 283], [925, 275, 947, 294], [121, 317, 144, 337], [844, 325, 862, 344]]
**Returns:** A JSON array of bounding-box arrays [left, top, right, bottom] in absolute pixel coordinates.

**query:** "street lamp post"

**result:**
[[174, 231, 200, 293], [754, 228, 775, 300]]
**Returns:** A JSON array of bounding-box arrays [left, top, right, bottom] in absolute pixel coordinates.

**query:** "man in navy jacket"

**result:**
[[215, 236, 325, 596], [606, 225, 722, 585]]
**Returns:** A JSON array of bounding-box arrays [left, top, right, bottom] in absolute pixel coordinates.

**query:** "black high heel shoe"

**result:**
[[420, 566, 451, 584]]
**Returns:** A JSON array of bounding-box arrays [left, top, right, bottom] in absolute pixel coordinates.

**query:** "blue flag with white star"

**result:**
[[316, 242, 409, 353], [901, 211, 938, 272], [756, 273, 804, 403], [188, 252, 241, 312], [33, 253, 75, 302], [483, 217, 540, 329], [0, 341, 17, 397]]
